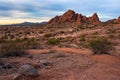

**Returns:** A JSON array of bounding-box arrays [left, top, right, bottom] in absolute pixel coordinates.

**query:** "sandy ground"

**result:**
[[0, 47, 120, 80]]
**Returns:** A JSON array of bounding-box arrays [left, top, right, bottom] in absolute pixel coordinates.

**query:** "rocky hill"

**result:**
[[105, 16, 120, 24], [47, 10, 120, 27], [47, 10, 101, 26]]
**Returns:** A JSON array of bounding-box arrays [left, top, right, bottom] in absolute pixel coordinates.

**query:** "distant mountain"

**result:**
[[0, 21, 47, 26]]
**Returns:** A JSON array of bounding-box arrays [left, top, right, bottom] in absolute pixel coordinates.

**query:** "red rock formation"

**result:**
[[47, 10, 101, 25], [88, 13, 101, 24], [76, 14, 83, 24], [115, 16, 120, 23], [48, 16, 60, 24], [105, 16, 120, 24], [58, 10, 76, 23]]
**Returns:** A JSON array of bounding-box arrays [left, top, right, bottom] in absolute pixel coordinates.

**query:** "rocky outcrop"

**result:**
[[105, 16, 120, 24], [47, 10, 101, 26], [115, 16, 120, 23], [48, 16, 60, 24], [88, 13, 101, 24], [13, 64, 39, 80], [58, 10, 77, 23]]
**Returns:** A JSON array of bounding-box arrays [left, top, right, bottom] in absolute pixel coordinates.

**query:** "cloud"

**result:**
[[0, 0, 120, 24]]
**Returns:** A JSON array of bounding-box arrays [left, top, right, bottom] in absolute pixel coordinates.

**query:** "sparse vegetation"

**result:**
[[79, 35, 86, 41], [0, 38, 40, 57], [49, 49, 57, 53], [93, 31, 99, 35], [39, 30, 44, 33], [107, 28, 116, 33], [44, 33, 52, 37], [88, 37, 112, 54], [108, 34, 115, 39], [0, 42, 25, 57], [79, 25, 85, 29], [118, 33, 120, 39], [47, 38, 60, 45]]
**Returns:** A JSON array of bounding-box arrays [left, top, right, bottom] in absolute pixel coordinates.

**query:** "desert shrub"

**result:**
[[79, 35, 85, 41], [47, 38, 60, 45], [44, 33, 52, 37], [39, 30, 44, 33], [107, 28, 116, 33], [88, 37, 112, 54], [118, 33, 120, 39], [78, 25, 85, 29], [49, 49, 57, 53], [86, 25, 97, 29], [0, 42, 25, 57], [9, 34, 15, 39], [0, 38, 40, 57], [1, 35, 8, 40], [108, 34, 115, 39], [93, 31, 99, 35], [63, 37, 70, 42], [25, 39, 40, 49], [0, 39, 7, 43], [25, 31, 30, 34]]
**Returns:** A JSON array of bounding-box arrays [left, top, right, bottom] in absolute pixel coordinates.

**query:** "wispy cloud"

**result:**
[[0, 0, 120, 24]]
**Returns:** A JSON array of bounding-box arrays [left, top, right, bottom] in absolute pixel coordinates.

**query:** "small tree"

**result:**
[[88, 37, 112, 54]]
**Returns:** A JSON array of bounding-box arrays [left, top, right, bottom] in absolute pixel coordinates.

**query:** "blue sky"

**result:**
[[0, 0, 120, 24]]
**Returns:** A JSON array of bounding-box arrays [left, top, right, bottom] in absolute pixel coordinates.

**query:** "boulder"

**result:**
[[13, 64, 38, 80]]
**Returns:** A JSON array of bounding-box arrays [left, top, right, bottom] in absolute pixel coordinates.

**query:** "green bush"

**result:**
[[47, 38, 60, 45], [44, 33, 52, 37], [79, 35, 85, 41], [88, 38, 112, 54]]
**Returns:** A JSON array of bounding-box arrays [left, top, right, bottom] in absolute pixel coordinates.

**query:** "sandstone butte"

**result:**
[[47, 10, 120, 26]]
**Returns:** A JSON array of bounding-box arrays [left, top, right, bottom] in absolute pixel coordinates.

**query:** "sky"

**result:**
[[0, 0, 120, 24]]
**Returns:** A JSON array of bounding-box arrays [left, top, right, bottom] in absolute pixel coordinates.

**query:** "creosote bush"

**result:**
[[0, 38, 40, 57], [108, 34, 115, 39], [79, 35, 85, 41], [47, 38, 60, 45], [0, 42, 25, 57], [88, 37, 112, 54], [44, 33, 52, 37]]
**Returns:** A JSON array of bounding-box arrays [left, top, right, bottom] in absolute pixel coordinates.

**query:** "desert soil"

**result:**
[[0, 47, 120, 80]]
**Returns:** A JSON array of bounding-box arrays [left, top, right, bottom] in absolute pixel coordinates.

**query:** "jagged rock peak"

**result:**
[[63, 9, 75, 15], [90, 13, 101, 24], [115, 16, 120, 23], [47, 10, 101, 25]]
